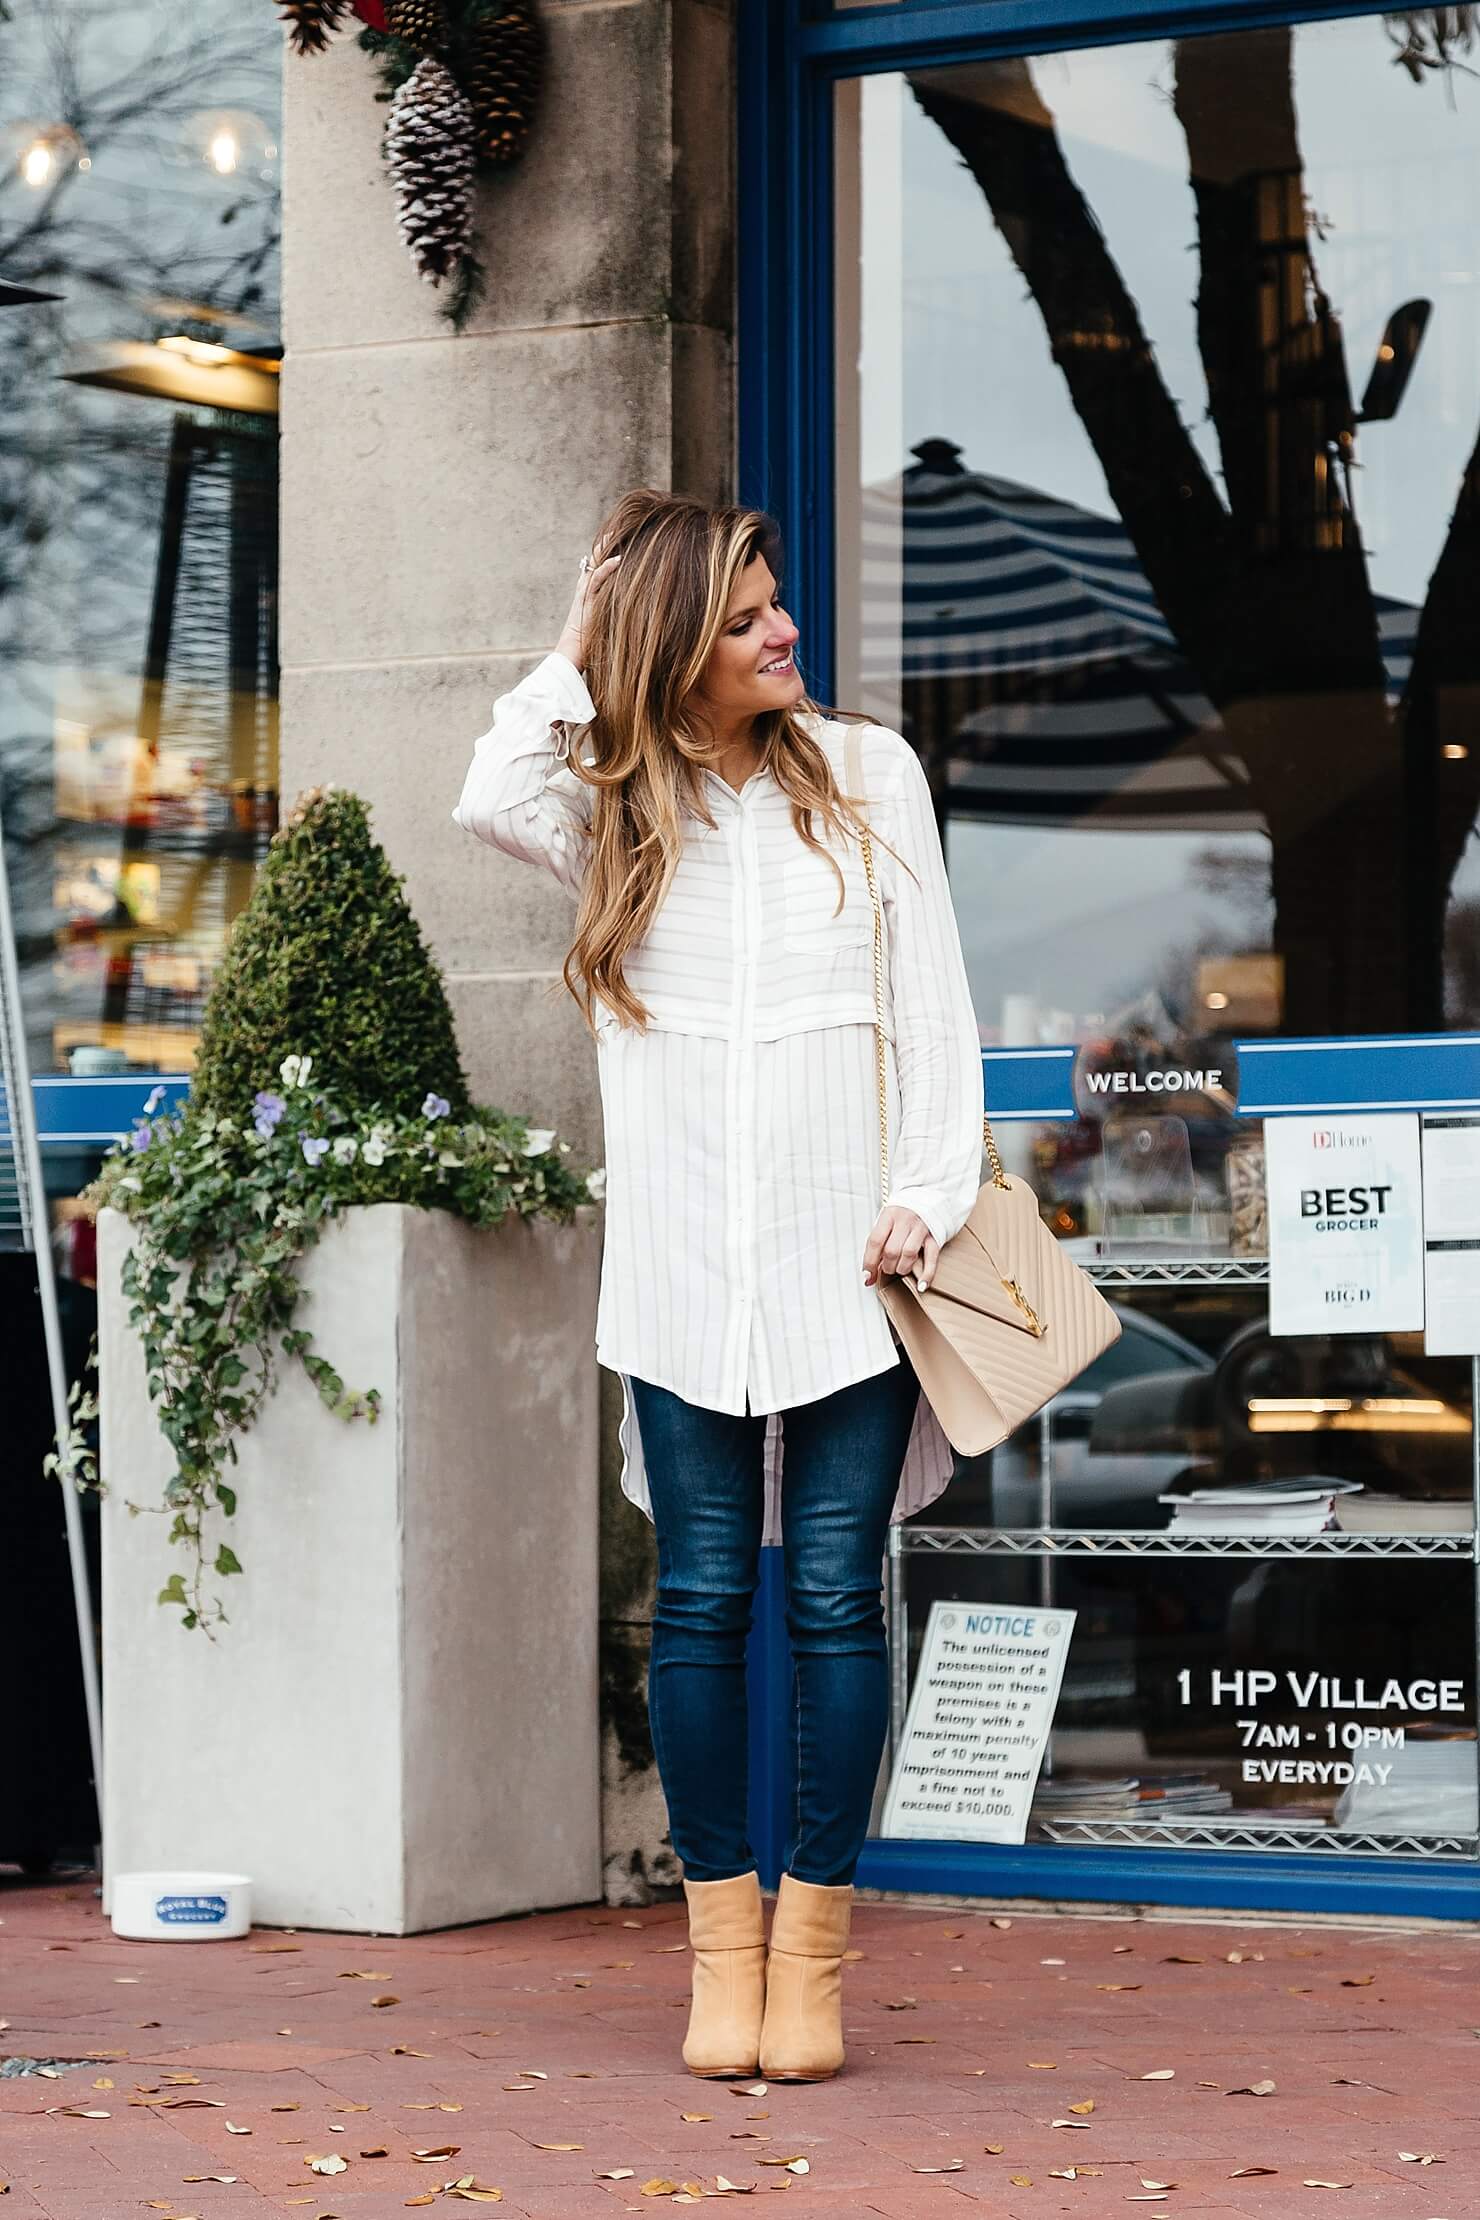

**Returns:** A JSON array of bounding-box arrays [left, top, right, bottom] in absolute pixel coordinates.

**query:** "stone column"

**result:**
[[279, 0, 734, 1904]]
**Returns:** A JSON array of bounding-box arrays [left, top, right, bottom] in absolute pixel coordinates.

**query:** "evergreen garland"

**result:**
[[274, 0, 545, 330]]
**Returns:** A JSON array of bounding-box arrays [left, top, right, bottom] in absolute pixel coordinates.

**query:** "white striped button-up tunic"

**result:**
[[452, 651, 985, 1547]]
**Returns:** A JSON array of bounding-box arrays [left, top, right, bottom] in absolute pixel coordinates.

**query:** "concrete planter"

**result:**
[[98, 1200, 602, 1934]]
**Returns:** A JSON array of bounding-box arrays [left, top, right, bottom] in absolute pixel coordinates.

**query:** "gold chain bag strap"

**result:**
[[845, 723, 1121, 1457]]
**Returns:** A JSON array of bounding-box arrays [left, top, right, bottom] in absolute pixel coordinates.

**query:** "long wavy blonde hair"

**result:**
[[559, 490, 916, 1036]]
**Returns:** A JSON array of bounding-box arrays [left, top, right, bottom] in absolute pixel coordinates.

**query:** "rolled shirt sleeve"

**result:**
[[452, 650, 598, 896], [876, 732, 985, 1250]]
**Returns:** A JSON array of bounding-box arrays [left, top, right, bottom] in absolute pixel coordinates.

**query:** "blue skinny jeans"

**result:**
[[629, 1347, 923, 1886]]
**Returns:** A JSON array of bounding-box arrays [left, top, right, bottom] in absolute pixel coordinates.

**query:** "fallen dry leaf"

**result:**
[[1027, 2060, 1057, 2070], [1162, 1954, 1203, 1965], [1140, 2180, 1175, 2191], [1302, 2180, 1352, 2191], [984, 2142, 1004, 2153], [1228, 2080, 1277, 2096], [1396, 2151, 1444, 2164], [990, 1917, 1013, 1929], [1052, 2119, 1092, 2130], [389, 2046, 430, 2058], [910, 2160, 964, 2173], [307, 2156, 349, 2176], [405, 2199, 438, 2210], [1340, 1974, 1375, 1987], [1009, 2174, 1032, 2188], [679, 2113, 712, 2123], [272, 2102, 302, 2112], [359, 2147, 389, 2159], [411, 2146, 461, 2160], [1140, 2069, 1175, 2081], [182, 2175, 237, 2185], [530, 2142, 583, 2152], [1098, 1982, 1142, 1992], [597, 2170, 637, 2181], [338, 1969, 390, 1979], [446, 2189, 503, 2205], [641, 2182, 680, 2196], [252, 1942, 303, 1953], [1068, 2099, 1095, 2115], [370, 1995, 400, 2008]]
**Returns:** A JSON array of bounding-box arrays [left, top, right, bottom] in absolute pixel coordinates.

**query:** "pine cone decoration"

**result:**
[[385, 0, 448, 52], [277, 0, 351, 55], [466, 0, 545, 166], [383, 57, 477, 286]]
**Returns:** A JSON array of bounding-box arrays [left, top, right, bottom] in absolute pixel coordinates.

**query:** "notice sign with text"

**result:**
[[1265, 1112, 1424, 1338], [1422, 1114, 1480, 1355], [879, 1604, 1075, 1845]]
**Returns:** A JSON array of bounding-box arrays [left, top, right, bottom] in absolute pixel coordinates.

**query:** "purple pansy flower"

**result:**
[[252, 1089, 286, 1139], [129, 1121, 152, 1152], [301, 1135, 330, 1166], [422, 1092, 450, 1119]]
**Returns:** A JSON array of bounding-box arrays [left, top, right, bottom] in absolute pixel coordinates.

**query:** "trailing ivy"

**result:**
[[56, 1058, 602, 1636], [53, 784, 601, 1636]]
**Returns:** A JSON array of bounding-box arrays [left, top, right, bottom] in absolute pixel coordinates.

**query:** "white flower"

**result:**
[[584, 1166, 607, 1203], [521, 1127, 556, 1156], [361, 1134, 388, 1166], [332, 1136, 358, 1164], [279, 1052, 314, 1090]]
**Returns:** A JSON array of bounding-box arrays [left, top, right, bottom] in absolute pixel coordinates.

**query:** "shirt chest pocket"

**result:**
[[779, 832, 876, 953]]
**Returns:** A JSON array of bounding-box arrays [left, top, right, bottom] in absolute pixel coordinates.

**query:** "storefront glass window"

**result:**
[[1, 0, 280, 1080], [838, 14, 1480, 1855]]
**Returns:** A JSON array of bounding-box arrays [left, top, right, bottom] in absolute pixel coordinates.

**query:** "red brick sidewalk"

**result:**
[[2, 1870, 1477, 2219]]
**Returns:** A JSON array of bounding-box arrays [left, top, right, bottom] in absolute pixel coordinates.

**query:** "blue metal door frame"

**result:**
[[737, 0, 1480, 1915]]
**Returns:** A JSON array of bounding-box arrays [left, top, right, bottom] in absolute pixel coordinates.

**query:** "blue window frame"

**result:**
[[738, 0, 1480, 1917]]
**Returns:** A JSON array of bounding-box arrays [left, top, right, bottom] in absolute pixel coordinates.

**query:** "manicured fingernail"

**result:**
[[915, 1273, 927, 1292]]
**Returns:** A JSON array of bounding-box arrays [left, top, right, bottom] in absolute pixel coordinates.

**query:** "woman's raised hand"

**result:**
[[555, 551, 621, 674]]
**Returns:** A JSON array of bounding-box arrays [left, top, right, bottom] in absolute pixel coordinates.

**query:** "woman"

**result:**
[[452, 491, 983, 2083]]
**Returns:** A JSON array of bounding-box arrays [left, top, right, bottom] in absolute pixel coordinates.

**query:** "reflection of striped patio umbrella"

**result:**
[[861, 441, 1417, 830]]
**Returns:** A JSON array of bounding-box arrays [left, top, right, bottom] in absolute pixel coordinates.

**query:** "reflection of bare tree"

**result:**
[[909, 25, 1479, 1032], [0, 0, 280, 1068]]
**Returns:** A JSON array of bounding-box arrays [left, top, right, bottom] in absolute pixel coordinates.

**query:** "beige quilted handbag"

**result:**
[[844, 724, 1121, 1457]]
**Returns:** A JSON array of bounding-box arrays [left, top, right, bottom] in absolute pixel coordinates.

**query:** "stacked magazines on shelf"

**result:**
[[1334, 1494, 1473, 1534], [1158, 1479, 1363, 1534], [1032, 1774, 1233, 1824]]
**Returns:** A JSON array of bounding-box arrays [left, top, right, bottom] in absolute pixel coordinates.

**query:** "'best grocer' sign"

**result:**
[[1265, 1113, 1424, 1337]]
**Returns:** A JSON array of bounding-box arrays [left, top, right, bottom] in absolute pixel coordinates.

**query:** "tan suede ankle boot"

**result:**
[[757, 1872, 854, 2081], [680, 1870, 767, 2078]]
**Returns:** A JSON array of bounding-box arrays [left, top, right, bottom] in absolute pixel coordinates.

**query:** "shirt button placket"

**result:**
[[735, 798, 760, 1394]]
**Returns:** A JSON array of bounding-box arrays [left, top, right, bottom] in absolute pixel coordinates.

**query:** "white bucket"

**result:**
[[109, 1871, 253, 1941]]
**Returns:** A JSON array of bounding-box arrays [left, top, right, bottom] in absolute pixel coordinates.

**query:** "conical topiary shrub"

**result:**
[[191, 786, 471, 1121]]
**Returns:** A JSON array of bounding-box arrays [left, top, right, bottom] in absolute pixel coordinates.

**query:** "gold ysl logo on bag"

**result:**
[[1002, 1278, 1046, 1337]]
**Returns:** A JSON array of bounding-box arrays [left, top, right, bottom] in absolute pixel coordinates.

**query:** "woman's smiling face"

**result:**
[[694, 552, 804, 731]]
